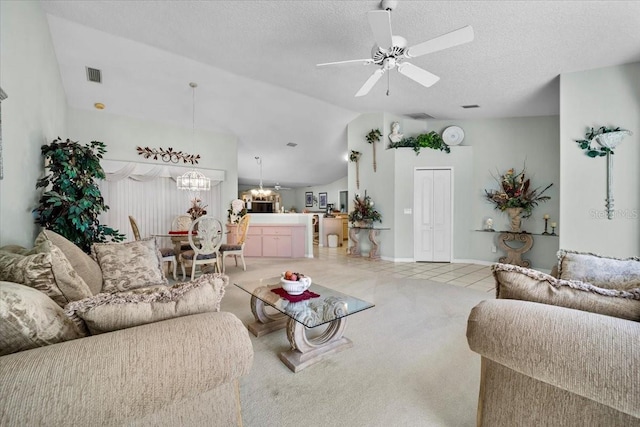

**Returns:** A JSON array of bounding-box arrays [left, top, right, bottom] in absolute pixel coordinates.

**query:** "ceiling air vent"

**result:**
[[286, 142, 298, 147], [86, 67, 102, 83], [461, 104, 480, 109], [405, 113, 435, 120]]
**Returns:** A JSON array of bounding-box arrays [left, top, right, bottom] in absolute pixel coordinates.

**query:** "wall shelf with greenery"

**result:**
[[387, 131, 451, 155]]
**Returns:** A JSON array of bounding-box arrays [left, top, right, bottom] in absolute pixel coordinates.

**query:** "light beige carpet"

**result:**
[[220, 256, 491, 427]]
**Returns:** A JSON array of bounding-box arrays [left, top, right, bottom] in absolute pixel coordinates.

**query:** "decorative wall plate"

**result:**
[[442, 126, 465, 145]]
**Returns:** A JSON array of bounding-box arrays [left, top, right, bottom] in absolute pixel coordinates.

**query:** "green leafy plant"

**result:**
[[365, 129, 382, 144], [366, 128, 382, 172], [34, 137, 125, 253], [575, 126, 624, 157], [388, 131, 450, 155]]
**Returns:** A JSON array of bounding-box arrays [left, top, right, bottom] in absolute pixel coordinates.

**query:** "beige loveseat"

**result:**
[[0, 230, 254, 426], [467, 251, 640, 426]]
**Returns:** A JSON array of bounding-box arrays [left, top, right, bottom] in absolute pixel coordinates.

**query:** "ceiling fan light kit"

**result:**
[[317, 1, 474, 97]]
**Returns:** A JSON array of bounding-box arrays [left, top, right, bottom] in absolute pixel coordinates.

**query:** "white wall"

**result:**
[[66, 108, 238, 222], [346, 113, 560, 268], [427, 116, 560, 269], [559, 62, 640, 257], [294, 176, 348, 213], [347, 113, 396, 257], [0, 1, 68, 247]]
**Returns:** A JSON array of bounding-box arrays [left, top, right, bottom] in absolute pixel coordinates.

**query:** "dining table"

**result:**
[[152, 230, 227, 271], [152, 231, 197, 267]]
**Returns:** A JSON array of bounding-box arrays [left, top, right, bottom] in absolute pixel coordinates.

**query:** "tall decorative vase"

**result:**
[[505, 207, 523, 232]]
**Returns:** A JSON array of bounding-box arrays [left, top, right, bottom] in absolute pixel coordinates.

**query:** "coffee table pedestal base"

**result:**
[[247, 295, 288, 337], [245, 287, 359, 372], [280, 336, 352, 373], [279, 316, 352, 373]]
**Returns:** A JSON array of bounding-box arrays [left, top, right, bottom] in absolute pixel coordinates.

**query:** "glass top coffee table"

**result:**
[[235, 276, 374, 372]]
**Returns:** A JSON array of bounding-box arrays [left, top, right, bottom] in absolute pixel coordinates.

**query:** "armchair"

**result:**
[[467, 256, 640, 426]]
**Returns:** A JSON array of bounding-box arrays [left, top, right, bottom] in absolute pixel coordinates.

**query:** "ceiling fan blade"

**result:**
[[355, 68, 385, 97], [405, 25, 474, 58], [368, 10, 393, 50], [397, 63, 440, 88], [317, 59, 374, 67]]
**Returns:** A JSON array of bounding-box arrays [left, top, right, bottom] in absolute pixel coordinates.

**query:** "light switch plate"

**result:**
[[404, 208, 412, 214]]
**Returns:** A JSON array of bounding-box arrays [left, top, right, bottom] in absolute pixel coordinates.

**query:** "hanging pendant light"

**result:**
[[177, 82, 210, 194], [177, 169, 210, 192], [250, 156, 272, 198]]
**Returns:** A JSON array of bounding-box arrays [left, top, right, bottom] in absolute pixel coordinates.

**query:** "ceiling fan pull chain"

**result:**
[[386, 70, 390, 96]]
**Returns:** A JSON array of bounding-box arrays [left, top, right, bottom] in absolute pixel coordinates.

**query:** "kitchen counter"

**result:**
[[243, 213, 314, 257]]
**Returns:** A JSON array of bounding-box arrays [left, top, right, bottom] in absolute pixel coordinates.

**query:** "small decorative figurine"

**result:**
[[484, 217, 494, 232]]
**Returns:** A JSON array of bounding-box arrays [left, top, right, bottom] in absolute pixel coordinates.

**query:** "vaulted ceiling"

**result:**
[[40, 0, 640, 188]]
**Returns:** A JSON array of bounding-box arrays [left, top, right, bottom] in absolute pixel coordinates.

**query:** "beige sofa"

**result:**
[[1, 311, 253, 426], [0, 230, 254, 426], [467, 251, 640, 426]]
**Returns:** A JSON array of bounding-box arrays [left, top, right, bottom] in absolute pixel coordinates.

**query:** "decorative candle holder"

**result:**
[[550, 222, 557, 236], [542, 218, 549, 235]]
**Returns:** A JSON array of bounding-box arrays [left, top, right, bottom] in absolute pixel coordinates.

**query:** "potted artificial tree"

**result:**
[[34, 137, 125, 253]]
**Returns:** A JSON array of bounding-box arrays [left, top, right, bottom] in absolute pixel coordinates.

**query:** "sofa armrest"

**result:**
[[0, 311, 253, 426], [467, 299, 640, 418]]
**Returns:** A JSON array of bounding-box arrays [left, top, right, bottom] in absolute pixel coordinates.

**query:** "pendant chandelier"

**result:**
[[177, 82, 210, 193], [177, 169, 210, 192], [250, 156, 272, 198]]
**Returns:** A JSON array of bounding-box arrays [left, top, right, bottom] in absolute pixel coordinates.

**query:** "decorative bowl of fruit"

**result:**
[[280, 271, 312, 295]]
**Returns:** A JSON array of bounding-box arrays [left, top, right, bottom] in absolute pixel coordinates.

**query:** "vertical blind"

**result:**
[[98, 176, 222, 247]]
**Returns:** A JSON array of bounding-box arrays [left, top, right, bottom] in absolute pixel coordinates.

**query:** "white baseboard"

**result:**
[[453, 258, 494, 266]]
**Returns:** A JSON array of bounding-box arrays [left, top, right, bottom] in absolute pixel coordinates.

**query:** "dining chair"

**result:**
[[220, 214, 251, 273], [172, 214, 193, 232], [179, 216, 224, 280], [128, 215, 177, 280]]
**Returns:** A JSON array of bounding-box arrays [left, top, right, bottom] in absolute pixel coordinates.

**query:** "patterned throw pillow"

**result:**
[[35, 229, 104, 295], [0, 241, 93, 307], [557, 250, 640, 290], [91, 238, 168, 293], [65, 273, 228, 335], [1, 281, 86, 356], [493, 263, 640, 321]]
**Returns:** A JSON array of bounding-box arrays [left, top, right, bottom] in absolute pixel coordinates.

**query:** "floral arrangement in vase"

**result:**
[[484, 166, 552, 230], [187, 198, 208, 221], [227, 199, 247, 224], [348, 193, 382, 226]]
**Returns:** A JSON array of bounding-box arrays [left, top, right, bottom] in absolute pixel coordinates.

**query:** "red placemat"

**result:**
[[271, 287, 320, 302], [168, 230, 197, 235]]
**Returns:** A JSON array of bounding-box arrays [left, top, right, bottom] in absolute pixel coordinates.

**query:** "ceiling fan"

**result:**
[[274, 183, 292, 191], [317, 0, 474, 97]]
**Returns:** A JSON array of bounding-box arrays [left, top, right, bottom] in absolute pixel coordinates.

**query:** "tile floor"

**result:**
[[175, 244, 497, 294], [312, 244, 496, 293]]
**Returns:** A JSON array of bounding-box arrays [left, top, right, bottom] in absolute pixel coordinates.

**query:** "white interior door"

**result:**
[[414, 168, 452, 262]]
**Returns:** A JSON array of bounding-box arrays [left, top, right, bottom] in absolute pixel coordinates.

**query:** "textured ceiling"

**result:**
[[40, 0, 640, 188]]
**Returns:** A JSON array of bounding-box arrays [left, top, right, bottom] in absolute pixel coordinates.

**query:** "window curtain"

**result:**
[[97, 160, 223, 245]]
